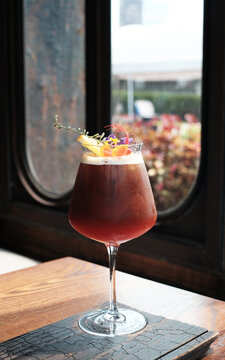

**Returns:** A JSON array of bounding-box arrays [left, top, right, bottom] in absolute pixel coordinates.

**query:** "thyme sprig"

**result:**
[[53, 115, 105, 142]]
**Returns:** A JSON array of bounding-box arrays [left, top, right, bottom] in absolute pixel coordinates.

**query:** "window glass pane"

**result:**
[[24, 0, 85, 195], [111, 0, 203, 211]]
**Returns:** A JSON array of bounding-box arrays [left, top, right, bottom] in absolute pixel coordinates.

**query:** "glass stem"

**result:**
[[107, 245, 119, 317]]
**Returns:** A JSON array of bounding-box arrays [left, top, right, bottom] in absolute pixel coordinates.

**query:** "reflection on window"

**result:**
[[111, 0, 203, 211], [24, 0, 85, 195]]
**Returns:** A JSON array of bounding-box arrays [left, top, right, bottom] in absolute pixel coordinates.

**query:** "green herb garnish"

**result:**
[[53, 115, 105, 142]]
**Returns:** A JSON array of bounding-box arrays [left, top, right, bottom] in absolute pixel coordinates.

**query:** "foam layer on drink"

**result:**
[[82, 152, 144, 165]]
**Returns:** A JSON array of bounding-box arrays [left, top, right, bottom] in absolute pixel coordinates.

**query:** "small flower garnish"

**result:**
[[105, 124, 130, 144], [53, 116, 134, 157], [117, 137, 133, 145]]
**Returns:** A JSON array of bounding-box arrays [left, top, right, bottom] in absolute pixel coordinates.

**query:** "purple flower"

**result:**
[[117, 137, 133, 145], [105, 134, 117, 141]]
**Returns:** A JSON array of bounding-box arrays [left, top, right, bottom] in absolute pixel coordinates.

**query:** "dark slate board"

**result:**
[[0, 305, 218, 360]]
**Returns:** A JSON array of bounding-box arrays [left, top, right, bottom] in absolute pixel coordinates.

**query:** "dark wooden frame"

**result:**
[[1, 0, 225, 300]]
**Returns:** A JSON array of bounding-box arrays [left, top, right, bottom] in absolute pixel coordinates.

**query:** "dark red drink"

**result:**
[[69, 152, 157, 246]]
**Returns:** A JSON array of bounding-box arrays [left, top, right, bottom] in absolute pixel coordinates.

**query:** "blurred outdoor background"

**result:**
[[111, 0, 202, 211]]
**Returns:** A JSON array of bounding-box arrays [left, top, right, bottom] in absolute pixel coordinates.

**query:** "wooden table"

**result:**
[[0, 257, 224, 358]]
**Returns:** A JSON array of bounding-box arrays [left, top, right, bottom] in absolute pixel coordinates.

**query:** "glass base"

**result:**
[[79, 307, 147, 337]]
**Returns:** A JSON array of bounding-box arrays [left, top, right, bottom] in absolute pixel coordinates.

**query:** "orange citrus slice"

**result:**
[[112, 145, 131, 157], [99, 143, 112, 157]]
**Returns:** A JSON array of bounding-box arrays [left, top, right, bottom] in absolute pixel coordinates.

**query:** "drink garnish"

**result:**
[[112, 145, 131, 156], [105, 124, 130, 144], [53, 115, 133, 157], [53, 115, 105, 142], [76, 134, 102, 156]]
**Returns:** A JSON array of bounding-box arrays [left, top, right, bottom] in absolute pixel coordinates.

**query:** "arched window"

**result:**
[[24, 0, 85, 198]]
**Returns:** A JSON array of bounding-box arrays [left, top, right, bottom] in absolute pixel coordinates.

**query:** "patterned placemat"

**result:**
[[0, 305, 218, 360]]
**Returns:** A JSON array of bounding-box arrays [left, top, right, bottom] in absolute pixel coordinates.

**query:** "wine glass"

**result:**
[[68, 142, 157, 336]]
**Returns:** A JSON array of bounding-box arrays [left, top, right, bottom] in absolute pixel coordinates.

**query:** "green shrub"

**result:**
[[112, 90, 201, 119]]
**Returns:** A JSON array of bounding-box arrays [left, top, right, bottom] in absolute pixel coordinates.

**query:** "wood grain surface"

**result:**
[[0, 257, 225, 359]]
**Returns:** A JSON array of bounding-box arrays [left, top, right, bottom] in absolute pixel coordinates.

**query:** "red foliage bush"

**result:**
[[117, 114, 201, 211]]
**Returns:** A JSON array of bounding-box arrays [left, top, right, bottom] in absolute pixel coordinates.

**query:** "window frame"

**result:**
[[1, 0, 225, 300]]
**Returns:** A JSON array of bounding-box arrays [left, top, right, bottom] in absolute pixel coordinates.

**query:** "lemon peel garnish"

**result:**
[[77, 134, 102, 155]]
